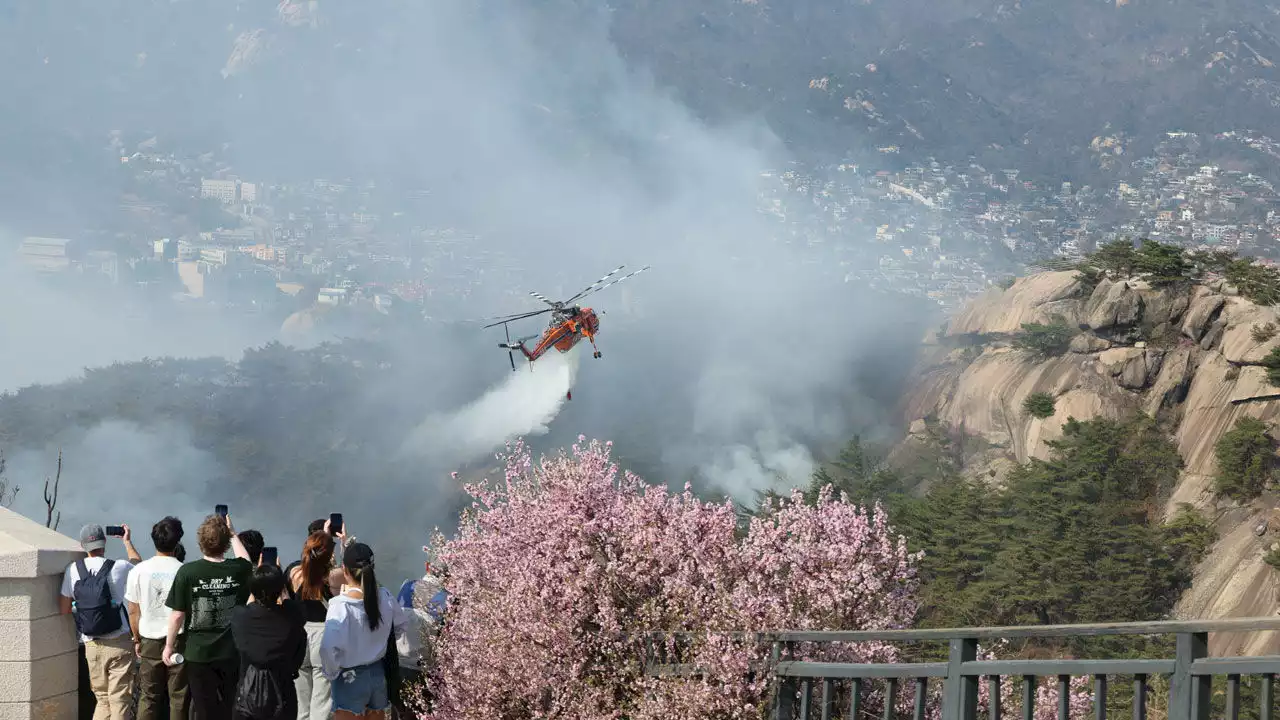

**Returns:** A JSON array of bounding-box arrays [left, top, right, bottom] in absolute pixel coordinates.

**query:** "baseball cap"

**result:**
[[79, 524, 106, 552]]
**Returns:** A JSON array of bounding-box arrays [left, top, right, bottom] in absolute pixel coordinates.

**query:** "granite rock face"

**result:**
[[903, 272, 1280, 656]]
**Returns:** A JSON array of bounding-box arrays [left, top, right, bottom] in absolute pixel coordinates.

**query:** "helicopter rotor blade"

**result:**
[[506, 325, 516, 371], [569, 265, 650, 303], [564, 265, 626, 304], [481, 308, 553, 328], [529, 290, 559, 308]]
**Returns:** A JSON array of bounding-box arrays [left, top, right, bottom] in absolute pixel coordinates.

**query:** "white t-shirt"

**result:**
[[124, 555, 183, 640], [60, 557, 134, 643]]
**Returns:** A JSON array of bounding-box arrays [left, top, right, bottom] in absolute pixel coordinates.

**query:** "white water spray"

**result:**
[[402, 347, 581, 466]]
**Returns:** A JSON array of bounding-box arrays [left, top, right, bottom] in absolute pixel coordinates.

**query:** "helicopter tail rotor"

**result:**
[[504, 324, 516, 371]]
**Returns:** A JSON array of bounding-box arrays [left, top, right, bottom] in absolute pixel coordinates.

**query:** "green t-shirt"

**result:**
[[165, 557, 253, 663]]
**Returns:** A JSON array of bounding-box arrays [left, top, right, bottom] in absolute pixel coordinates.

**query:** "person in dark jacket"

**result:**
[[230, 564, 306, 720]]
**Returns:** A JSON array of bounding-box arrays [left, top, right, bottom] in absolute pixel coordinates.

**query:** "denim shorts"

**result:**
[[331, 662, 389, 713]]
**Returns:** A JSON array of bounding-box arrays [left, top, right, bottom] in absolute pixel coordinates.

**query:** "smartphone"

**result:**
[[104, 525, 125, 537], [329, 512, 343, 535], [215, 504, 228, 518], [262, 546, 278, 566]]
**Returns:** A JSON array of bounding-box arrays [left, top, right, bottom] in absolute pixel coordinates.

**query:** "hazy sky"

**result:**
[[0, 0, 931, 571]]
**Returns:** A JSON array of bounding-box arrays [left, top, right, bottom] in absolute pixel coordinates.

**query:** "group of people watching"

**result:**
[[61, 513, 446, 720]]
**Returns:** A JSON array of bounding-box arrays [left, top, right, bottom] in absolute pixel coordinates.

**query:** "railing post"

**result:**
[[1169, 632, 1208, 720], [774, 640, 796, 720], [1262, 674, 1274, 720], [943, 638, 979, 720]]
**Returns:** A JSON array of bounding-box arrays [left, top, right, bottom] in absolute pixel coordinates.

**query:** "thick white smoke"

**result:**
[[5, 420, 233, 538], [402, 347, 581, 468], [0, 0, 934, 561]]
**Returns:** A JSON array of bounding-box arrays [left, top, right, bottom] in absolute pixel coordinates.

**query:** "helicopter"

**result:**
[[482, 265, 650, 397]]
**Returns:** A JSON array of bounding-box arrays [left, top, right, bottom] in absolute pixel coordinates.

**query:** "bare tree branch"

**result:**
[[43, 451, 61, 531], [0, 451, 15, 508]]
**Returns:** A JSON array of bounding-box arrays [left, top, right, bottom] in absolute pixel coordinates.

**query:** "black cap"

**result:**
[[343, 542, 375, 571]]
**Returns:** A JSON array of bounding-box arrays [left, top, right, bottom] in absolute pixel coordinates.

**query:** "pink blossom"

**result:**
[[425, 439, 920, 720]]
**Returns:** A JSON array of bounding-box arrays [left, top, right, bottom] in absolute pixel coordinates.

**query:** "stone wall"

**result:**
[[0, 508, 84, 720]]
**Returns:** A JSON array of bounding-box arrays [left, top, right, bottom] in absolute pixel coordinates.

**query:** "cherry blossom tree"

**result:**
[[973, 643, 1093, 720], [426, 437, 921, 720]]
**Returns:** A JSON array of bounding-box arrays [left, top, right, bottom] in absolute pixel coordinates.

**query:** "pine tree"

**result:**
[[1213, 416, 1277, 500]]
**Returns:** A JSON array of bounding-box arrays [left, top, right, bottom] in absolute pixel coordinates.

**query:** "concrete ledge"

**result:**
[[0, 510, 87, 713], [0, 519, 82, 579], [0, 690, 76, 720], [0, 615, 78, 662], [0, 652, 78, 704], [0, 577, 67, 622]]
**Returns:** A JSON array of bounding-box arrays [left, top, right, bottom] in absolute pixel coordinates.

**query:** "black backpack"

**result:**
[[234, 665, 287, 720], [72, 559, 123, 637]]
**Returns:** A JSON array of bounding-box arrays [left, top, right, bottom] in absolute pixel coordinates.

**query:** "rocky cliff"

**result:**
[[904, 271, 1280, 655]]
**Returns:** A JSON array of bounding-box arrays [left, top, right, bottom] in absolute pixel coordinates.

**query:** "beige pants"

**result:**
[[84, 634, 136, 720], [296, 620, 334, 720]]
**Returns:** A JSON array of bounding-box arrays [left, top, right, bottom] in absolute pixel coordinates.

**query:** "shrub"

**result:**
[[997, 276, 1017, 290], [1189, 249, 1237, 276], [1073, 264, 1104, 294], [1213, 416, 1278, 501], [1090, 239, 1138, 276], [1078, 238, 1197, 286], [1133, 239, 1192, 286], [1023, 392, 1056, 419], [1264, 347, 1280, 386], [1252, 322, 1278, 344], [428, 437, 920, 720], [1265, 545, 1280, 571], [1012, 318, 1076, 357], [1162, 504, 1218, 572], [1225, 259, 1280, 306]]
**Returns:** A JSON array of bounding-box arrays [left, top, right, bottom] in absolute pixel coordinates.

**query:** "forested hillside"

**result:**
[[0, 339, 492, 571]]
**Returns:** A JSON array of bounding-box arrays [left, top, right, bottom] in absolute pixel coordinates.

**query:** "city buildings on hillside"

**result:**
[[18, 237, 76, 272]]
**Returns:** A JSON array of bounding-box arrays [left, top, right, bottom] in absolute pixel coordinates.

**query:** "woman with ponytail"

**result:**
[[319, 543, 408, 719], [286, 531, 338, 719]]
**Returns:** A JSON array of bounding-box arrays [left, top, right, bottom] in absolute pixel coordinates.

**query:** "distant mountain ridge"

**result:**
[[5, 0, 1280, 185]]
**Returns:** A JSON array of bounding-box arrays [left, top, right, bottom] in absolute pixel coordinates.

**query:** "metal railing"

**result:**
[[644, 618, 1280, 720]]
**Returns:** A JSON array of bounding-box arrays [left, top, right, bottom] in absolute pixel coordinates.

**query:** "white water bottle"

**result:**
[[167, 653, 183, 666]]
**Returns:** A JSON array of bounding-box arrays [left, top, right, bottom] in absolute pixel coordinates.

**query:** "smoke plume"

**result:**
[[403, 347, 581, 468], [0, 0, 933, 571]]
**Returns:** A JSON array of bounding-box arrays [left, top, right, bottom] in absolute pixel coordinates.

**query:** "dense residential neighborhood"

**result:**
[[17, 128, 1280, 320]]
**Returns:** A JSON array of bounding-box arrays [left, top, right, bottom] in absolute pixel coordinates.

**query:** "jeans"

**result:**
[[137, 637, 188, 720], [187, 657, 240, 720], [84, 634, 136, 720], [295, 621, 333, 720], [331, 662, 389, 714]]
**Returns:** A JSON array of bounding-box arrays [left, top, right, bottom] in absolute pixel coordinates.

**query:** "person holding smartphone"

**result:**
[[163, 512, 254, 720], [286, 529, 340, 720], [320, 542, 410, 719], [58, 523, 142, 720]]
